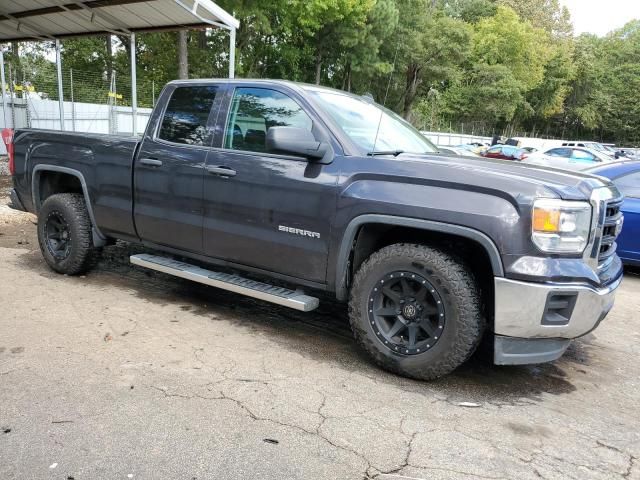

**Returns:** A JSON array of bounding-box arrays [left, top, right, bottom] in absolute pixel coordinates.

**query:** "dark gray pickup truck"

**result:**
[[8, 79, 624, 379]]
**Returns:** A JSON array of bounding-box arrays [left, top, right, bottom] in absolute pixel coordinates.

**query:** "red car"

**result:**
[[482, 145, 528, 161]]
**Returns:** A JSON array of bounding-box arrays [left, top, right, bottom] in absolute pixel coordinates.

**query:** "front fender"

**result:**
[[332, 214, 506, 301]]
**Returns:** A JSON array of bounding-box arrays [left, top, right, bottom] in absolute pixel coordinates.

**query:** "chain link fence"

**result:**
[[1, 66, 154, 136]]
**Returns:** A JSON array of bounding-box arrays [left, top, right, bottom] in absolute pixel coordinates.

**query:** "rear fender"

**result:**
[[32, 164, 107, 246]]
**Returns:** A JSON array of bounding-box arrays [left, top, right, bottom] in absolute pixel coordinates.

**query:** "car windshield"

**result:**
[[587, 149, 611, 162], [308, 89, 437, 155], [588, 143, 608, 153]]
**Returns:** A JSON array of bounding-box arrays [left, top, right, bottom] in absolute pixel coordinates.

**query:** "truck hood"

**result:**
[[399, 153, 610, 201]]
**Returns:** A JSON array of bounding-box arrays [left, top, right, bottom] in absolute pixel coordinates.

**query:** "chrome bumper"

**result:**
[[494, 276, 621, 339]]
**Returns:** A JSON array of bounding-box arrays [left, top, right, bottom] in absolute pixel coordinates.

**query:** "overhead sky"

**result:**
[[560, 0, 640, 36]]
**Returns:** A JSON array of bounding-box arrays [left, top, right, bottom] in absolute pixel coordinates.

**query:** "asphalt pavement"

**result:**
[[1, 178, 639, 480]]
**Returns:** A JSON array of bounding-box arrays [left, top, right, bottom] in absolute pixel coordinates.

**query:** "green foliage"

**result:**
[[498, 0, 572, 37], [473, 6, 552, 91], [6, 0, 640, 143], [442, 63, 523, 123], [441, 0, 497, 24]]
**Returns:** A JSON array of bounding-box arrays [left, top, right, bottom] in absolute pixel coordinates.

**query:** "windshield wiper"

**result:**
[[367, 150, 405, 157]]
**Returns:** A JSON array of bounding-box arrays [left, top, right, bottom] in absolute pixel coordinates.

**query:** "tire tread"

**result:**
[[348, 243, 484, 380], [37, 193, 101, 275]]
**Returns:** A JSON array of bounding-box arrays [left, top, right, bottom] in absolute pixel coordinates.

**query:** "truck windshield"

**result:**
[[308, 90, 437, 155]]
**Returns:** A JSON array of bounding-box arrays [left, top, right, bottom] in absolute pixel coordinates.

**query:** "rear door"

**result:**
[[134, 83, 221, 253], [202, 85, 339, 284]]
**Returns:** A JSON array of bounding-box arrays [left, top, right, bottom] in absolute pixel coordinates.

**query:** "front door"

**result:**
[[202, 86, 339, 284], [134, 84, 220, 253]]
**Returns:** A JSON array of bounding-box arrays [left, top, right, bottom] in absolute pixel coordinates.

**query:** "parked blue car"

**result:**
[[587, 161, 640, 266]]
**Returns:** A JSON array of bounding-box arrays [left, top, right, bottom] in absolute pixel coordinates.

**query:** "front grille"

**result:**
[[598, 199, 623, 269]]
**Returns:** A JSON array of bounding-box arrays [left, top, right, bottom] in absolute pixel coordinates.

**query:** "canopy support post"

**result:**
[[130, 33, 137, 136], [228, 27, 235, 79], [55, 39, 65, 131], [0, 50, 9, 128]]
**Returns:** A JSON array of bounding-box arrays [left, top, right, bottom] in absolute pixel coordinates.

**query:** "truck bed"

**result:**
[[12, 129, 140, 239]]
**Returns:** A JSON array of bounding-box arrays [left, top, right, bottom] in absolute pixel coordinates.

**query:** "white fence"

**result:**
[[0, 96, 151, 155], [421, 130, 493, 147], [0, 100, 567, 156], [421, 130, 565, 151]]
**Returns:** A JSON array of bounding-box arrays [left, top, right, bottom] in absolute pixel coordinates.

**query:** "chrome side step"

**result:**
[[130, 254, 319, 312]]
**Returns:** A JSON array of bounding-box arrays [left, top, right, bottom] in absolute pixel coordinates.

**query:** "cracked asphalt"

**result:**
[[1, 174, 640, 480]]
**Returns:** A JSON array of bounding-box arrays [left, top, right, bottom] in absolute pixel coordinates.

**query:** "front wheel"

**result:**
[[37, 193, 102, 275], [348, 243, 485, 380]]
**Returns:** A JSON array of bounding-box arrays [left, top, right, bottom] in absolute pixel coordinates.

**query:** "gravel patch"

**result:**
[[0, 156, 9, 176]]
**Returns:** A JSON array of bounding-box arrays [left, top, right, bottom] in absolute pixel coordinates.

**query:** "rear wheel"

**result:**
[[37, 193, 102, 275], [349, 243, 484, 380]]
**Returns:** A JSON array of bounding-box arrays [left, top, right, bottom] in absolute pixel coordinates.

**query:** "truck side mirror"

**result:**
[[266, 126, 327, 160]]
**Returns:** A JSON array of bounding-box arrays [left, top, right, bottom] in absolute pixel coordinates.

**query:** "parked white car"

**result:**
[[522, 146, 614, 171], [436, 145, 480, 156]]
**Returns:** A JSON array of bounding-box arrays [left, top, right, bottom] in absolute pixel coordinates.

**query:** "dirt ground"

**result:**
[[1, 171, 639, 480]]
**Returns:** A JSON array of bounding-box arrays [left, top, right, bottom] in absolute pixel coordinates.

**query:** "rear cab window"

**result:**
[[158, 85, 219, 146]]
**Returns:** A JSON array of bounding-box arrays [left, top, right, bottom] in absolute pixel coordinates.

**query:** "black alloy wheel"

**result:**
[[368, 271, 445, 355], [44, 211, 72, 260], [37, 193, 102, 275], [348, 243, 485, 380]]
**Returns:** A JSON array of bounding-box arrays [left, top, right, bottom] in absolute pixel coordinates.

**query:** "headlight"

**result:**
[[532, 199, 592, 253]]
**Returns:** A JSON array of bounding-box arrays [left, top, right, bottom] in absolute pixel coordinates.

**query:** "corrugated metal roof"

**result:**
[[0, 0, 239, 41]]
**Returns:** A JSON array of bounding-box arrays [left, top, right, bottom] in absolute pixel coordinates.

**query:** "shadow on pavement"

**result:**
[[16, 240, 583, 404]]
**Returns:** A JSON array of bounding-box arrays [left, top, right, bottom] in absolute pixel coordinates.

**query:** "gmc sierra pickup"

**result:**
[[8, 79, 624, 380]]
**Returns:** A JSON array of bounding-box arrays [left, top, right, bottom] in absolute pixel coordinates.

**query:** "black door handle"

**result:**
[[140, 158, 163, 167], [206, 165, 237, 177]]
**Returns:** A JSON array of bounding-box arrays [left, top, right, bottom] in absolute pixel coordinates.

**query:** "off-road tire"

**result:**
[[349, 243, 484, 380], [37, 193, 102, 275]]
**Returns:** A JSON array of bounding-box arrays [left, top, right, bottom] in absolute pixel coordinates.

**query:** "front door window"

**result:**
[[223, 88, 312, 153]]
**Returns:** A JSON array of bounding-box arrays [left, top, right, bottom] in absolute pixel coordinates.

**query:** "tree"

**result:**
[[10, 0, 640, 144], [473, 6, 552, 92], [335, 0, 399, 92], [294, 0, 374, 84], [597, 21, 640, 144], [384, 0, 471, 119], [498, 0, 572, 37], [177, 30, 189, 79], [561, 34, 607, 139], [440, 0, 497, 24], [440, 64, 523, 130]]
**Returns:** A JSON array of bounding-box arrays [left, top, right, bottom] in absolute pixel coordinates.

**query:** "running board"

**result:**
[[130, 254, 319, 312]]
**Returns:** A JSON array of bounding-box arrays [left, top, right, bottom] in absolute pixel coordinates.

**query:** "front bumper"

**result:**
[[493, 275, 621, 365], [494, 276, 620, 338]]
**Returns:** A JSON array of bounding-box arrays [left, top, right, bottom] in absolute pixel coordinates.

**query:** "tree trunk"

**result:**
[[341, 61, 351, 91], [178, 30, 189, 79], [11, 42, 20, 82], [314, 51, 322, 85], [106, 34, 113, 89], [198, 30, 207, 49], [403, 64, 420, 120]]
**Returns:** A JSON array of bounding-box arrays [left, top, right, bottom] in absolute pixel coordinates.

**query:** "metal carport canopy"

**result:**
[[0, 0, 239, 134]]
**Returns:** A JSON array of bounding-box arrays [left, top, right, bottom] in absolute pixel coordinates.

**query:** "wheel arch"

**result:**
[[32, 165, 106, 245], [335, 215, 504, 302]]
